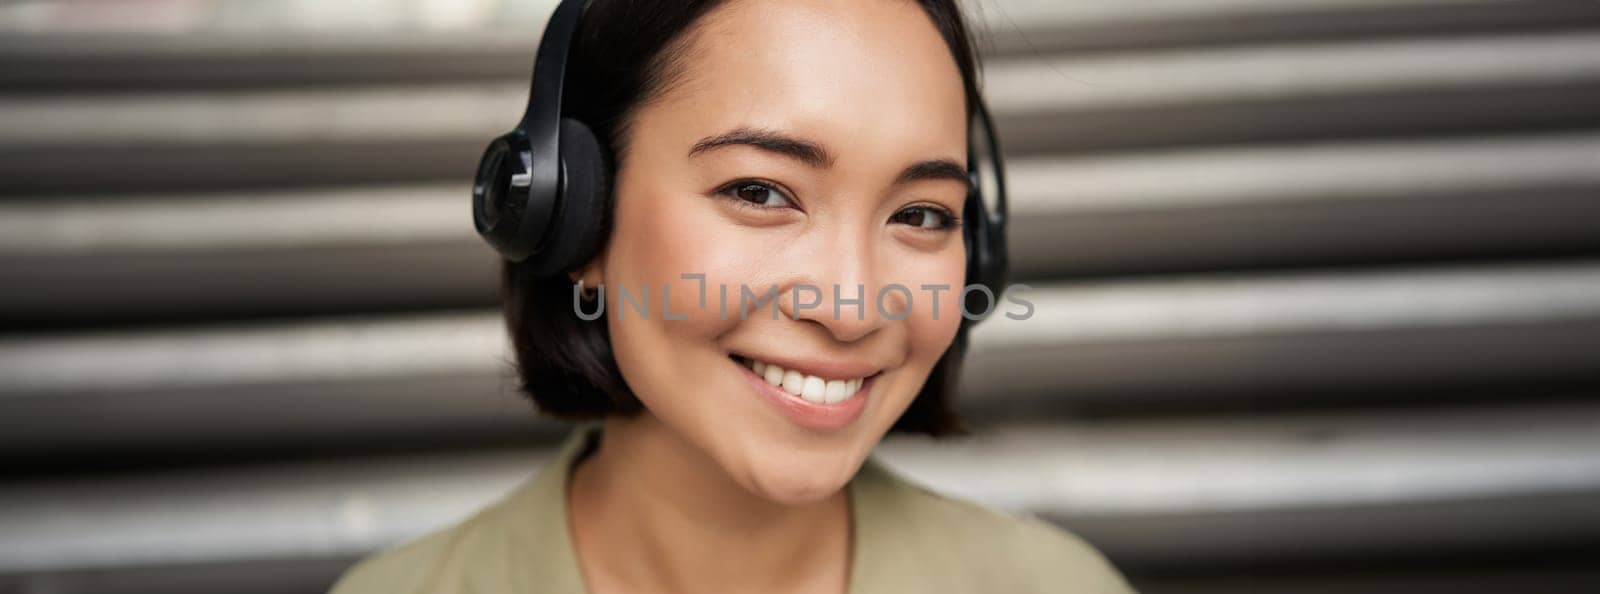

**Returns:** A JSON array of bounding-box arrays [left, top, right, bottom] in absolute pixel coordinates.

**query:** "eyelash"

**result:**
[[715, 179, 796, 210], [714, 179, 962, 231], [892, 205, 962, 231]]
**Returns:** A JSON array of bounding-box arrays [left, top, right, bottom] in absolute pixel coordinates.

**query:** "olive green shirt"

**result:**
[[330, 426, 1135, 593]]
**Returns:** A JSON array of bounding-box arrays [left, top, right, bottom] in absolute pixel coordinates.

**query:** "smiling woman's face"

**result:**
[[590, 0, 969, 505]]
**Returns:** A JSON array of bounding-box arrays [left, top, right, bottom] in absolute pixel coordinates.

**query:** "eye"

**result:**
[[716, 180, 796, 209], [890, 205, 960, 231]]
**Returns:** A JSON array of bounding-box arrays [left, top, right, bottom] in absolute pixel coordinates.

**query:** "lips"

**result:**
[[731, 355, 876, 431]]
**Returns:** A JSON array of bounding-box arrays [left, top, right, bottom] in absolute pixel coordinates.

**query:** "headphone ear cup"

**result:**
[[529, 117, 612, 277], [472, 132, 539, 261]]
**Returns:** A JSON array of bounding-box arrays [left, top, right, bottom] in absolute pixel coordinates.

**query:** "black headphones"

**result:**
[[474, 0, 1008, 321]]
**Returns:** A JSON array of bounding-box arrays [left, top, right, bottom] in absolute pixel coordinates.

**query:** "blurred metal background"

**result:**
[[3, 0, 1600, 592]]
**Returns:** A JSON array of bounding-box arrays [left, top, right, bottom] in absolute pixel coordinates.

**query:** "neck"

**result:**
[[567, 414, 851, 594]]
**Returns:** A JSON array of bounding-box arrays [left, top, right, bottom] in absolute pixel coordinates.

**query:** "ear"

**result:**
[[567, 253, 605, 288]]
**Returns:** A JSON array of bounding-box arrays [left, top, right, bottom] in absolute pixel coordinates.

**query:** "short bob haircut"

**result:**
[[503, 0, 986, 436]]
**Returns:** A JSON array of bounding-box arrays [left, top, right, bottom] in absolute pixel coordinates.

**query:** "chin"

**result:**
[[735, 443, 868, 506], [714, 364, 918, 506]]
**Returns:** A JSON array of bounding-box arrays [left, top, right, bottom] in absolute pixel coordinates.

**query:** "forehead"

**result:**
[[639, 0, 969, 163]]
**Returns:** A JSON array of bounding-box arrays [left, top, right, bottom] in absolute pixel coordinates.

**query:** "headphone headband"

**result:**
[[521, 0, 582, 131], [966, 97, 1009, 294]]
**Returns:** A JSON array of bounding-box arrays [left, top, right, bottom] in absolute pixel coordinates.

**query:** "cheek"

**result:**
[[893, 248, 968, 366], [606, 188, 775, 326], [864, 246, 966, 423], [600, 183, 763, 413]]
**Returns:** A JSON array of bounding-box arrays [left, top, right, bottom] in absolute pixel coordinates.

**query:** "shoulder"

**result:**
[[328, 528, 456, 594], [918, 493, 1135, 593], [327, 500, 512, 594], [331, 426, 597, 594], [853, 458, 1137, 593]]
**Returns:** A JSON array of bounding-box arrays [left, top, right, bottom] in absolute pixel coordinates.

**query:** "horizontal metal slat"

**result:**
[[1007, 132, 1600, 276], [966, 261, 1600, 405], [0, 84, 521, 146], [990, 31, 1600, 153], [981, 0, 1600, 54], [0, 33, 542, 91], [988, 33, 1600, 113]]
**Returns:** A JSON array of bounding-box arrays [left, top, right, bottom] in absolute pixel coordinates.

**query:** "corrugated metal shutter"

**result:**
[[2, 1, 1598, 592]]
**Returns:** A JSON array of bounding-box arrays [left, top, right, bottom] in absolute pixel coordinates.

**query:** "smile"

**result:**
[[730, 353, 879, 431], [732, 355, 871, 405], [732, 353, 883, 400]]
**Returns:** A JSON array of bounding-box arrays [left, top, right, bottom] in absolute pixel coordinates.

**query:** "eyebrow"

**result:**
[[897, 158, 970, 186], [688, 126, 970, 187]]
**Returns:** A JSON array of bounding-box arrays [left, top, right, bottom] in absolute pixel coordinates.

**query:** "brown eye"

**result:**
[[722, 181, 795, 208], [891, 205, 957, 230]]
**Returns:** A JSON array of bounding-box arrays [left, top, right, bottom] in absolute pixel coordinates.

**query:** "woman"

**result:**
[[332, 0, 1134, 592]]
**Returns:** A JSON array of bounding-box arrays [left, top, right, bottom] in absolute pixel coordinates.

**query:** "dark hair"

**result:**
[[502, 0, 986, 435]]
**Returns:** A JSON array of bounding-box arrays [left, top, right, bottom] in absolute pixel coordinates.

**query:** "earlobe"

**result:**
[[567, 257, 605, 289]]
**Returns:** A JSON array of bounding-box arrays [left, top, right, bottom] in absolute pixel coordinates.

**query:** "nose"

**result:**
[[777, 230, 894, 344]]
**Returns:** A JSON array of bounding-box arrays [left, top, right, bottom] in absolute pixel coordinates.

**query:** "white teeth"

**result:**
[[801, 376, 826, 403], [742, 357, 866, 404], [824, 380, 847, 404], [781, 370, 804, 395]]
